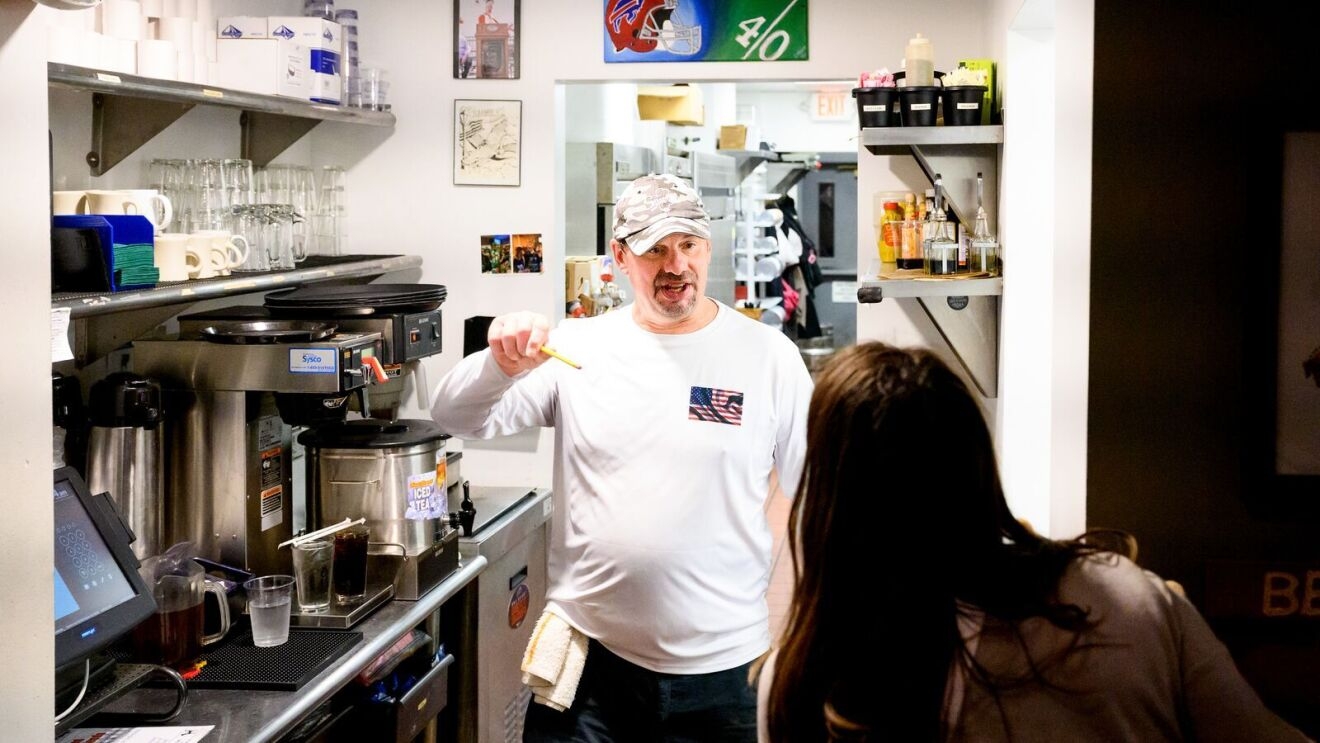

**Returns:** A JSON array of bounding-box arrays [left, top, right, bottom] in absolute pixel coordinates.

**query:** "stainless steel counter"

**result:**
[[96, 556, 487, 743]]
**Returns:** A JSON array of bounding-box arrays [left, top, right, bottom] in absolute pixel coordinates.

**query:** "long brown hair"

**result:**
[[764, 343, 1094, 742]]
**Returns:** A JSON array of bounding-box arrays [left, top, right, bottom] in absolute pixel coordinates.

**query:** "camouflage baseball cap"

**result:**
[[612, 173, 711, 255]]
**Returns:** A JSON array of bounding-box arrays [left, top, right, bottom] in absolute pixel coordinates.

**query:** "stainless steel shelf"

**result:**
[[856, 276, 1002, 302], [723, 149, 781, 182], [861, 125, 1004, 149], [54, 254, 422, 318], [49, 63, 396, 127], [49, 62, 395, 174]]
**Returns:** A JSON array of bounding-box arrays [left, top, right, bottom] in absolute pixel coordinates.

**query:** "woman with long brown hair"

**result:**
[[758, 343, 1307, 742]]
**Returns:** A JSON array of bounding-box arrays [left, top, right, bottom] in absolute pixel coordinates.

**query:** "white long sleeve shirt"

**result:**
[[432, 302, 813, 673]]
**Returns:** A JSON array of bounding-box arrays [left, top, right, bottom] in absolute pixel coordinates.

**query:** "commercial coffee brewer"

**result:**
[[133, 283, 453, 593], [133, 312, 386, 578]]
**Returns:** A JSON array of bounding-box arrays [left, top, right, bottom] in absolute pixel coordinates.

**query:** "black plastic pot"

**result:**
[[942, 85, 988, 126], [898, 86, 941, 127], [852, 87, 900, 128]]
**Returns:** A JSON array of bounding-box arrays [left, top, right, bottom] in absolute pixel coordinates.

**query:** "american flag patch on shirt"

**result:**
[[689, 386, 744, 426]]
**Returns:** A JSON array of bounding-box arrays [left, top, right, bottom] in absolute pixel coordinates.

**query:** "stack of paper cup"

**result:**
[[163, 0, 196, 20], [157, 16, 193, 82], [101, 0, 143, 41], [47, 26, 87, 67], [138, 39, 178, 80]]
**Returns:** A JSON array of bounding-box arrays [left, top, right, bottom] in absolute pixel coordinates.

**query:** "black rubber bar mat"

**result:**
[[185, 628, 362, 691]]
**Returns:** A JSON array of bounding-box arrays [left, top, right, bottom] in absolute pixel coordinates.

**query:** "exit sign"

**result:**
[[810, 91, 850, 121]]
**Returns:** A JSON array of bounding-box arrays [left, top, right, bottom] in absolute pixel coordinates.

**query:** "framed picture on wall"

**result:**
[[454, 0, 521, 79], [454, 99, 522, 187]]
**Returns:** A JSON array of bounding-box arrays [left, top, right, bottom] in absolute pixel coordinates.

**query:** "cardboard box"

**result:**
[[718, 125, 748, 150], [637, 85, 704, 126], [217, 16, 267, 39], [216, 38, 307, 98], [956, 58, 997, 125], [565, 257, 596, 303], [268, 16, 342, 104]]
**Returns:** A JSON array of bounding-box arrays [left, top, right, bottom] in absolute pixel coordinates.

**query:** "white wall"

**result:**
[[1, 4, 55, 737], [735, 89, 858, 153], [995, 0, 1092, 539]]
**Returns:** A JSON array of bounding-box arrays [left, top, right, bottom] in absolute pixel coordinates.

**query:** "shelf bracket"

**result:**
[[917, 294, 1000, 398], [240, 111, 323, 169], [88, 93, 195, 176]]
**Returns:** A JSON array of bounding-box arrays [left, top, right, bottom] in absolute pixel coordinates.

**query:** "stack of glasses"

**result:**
[[150, 158, 254, 234], [303, 0, 335, 22], [336, 9, 361, 106]]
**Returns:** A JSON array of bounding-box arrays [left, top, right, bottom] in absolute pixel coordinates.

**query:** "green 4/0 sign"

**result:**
[[603, 0, 809, 63]]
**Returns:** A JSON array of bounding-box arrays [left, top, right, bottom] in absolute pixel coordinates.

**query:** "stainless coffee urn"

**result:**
[[86, 372, 164, 560], [299, 419, 460, 600]]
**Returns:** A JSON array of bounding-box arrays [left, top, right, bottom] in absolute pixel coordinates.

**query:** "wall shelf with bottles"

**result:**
[[48, 63, 396, 175], [856, 126, 1003, 397], [54, 254, 421, 367]]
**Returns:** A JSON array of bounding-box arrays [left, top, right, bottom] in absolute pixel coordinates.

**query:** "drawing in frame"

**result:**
[[455, 0, 521, 79], [454, 99, 522, 187]]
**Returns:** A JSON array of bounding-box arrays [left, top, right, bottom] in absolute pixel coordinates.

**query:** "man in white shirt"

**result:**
[[432, 174, 813, 741]]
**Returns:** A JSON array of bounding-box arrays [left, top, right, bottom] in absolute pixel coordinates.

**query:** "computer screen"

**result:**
[[53, 467, 155, 670]]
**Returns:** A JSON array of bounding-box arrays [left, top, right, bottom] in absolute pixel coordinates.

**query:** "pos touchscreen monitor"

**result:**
[[53, 466, 155, 670]]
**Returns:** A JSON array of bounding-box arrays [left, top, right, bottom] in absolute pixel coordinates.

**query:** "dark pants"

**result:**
[[523, 640, 758, 743]]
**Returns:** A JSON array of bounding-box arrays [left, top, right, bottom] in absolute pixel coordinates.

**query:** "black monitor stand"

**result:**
[[55, 652, 188, 735]]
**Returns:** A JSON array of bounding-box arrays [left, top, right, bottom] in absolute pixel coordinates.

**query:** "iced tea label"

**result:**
[[957, 102, 979, 110], [863, 104, 886, 112], [289, 348, 337, 374], [405, 470, 442, 520], [910, 103, 932, 111]]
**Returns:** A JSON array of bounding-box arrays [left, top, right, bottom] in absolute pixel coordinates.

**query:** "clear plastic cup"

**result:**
[[244, 575, 294, 647], [292, 540, 333, 612]]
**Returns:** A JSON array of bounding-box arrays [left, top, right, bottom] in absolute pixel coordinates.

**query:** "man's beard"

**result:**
[[654, 271, 698, 317]]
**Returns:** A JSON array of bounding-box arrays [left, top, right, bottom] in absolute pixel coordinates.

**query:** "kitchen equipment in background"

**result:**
[[449, 486, 552, 743], [86, 372, 165, 561], [688, 150, 738, 307], [565, 142, 654, 257], [300, 419, 460, 601]]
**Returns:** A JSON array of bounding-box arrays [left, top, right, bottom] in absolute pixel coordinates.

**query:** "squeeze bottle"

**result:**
[[904, 33, 934, 86]]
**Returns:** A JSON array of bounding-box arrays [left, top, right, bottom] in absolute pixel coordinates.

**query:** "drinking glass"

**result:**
[[292, 540, 333, 612], [332, 525, 369, 605], [244, 575, 294, 648]]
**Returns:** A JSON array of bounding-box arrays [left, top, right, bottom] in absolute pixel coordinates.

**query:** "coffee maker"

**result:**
[[133, 310, 386, 577], [133, 284, 448, 581]]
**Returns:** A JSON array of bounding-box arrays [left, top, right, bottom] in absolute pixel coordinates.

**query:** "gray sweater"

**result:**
[[758, 555, 1310, 742]]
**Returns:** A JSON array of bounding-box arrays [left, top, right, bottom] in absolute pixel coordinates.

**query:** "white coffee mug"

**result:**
[[191, 230, 249, 276], [185, 236, 228, 280], [123, 189, 173, 233], [85, 189, 173, 233], [154, 233, 191, 282], [52, 190, 90, 215]]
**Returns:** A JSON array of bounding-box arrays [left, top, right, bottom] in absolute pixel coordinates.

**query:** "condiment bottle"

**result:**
[[879, 197, 903, 269], [924, 175, 958, 276], [968, 172, 999, 275], [899, 192, 921, 270], [904, 33, 935, 87]]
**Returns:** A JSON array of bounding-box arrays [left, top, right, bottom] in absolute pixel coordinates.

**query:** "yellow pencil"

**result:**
[[539, 344, 582, 370]]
